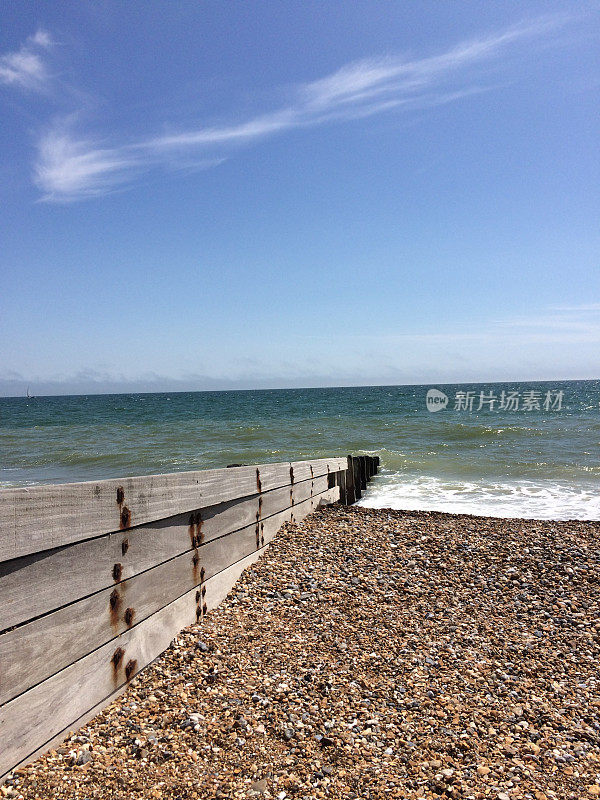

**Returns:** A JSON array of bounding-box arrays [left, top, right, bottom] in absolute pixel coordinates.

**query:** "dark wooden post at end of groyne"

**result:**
[[328, 454, 379, 505]]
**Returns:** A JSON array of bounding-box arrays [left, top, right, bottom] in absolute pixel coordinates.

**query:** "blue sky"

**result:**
[[1, 2, 599, 395]]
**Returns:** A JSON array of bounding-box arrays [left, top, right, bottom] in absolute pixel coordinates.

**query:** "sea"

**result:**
[[1, 380, 598, 520]]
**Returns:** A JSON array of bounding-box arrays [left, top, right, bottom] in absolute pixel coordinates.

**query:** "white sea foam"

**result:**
[[357, 472, 600, 520]]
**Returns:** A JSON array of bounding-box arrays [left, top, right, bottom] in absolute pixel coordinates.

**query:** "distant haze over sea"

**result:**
[[1, 381, 598, 520]]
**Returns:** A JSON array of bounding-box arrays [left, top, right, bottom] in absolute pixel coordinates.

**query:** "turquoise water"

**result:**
[[1, 381, 599, 519]]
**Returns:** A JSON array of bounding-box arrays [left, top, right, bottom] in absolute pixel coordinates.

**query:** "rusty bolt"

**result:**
[[125, 659, 137, 681], [202, 602, 207, 615], [195, 590, 201, 602], [109, 588, 120, 611], [116, 486, 125, 504], [120, 506, 131, 529], [124, 607, 135, 626], [121, 538, 129, 555], [111, 647, 124, 668], [200, 567, 205, 581], [192, 552, 200, 568], [112, 563, 122, 581]]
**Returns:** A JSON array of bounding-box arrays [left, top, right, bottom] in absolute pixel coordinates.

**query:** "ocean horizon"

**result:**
[[1, 379, 599, 520]]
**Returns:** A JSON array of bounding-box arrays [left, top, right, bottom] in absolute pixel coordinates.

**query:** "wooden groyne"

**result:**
[[0, 454, 379, 780]]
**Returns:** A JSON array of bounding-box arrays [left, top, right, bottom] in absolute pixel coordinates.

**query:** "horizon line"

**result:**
[[2, 376, 598, 399]]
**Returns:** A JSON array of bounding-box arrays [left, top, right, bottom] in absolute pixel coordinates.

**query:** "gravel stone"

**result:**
[[8, 506, 600, 799]]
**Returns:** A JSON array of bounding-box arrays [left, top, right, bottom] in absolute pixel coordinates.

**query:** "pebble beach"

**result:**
[[5, 506, 600, 800]]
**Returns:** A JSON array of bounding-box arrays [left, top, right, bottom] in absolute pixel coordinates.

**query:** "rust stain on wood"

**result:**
[[188, 511, 203, 547], [125, 659, 137, 681], [111, 646, 124, 670], [109, 588, 121, 630], [124, 607, 135, 627], [112, 563, 122, 582], [119, 506, 131, 529], [109, 588, 120, 611]]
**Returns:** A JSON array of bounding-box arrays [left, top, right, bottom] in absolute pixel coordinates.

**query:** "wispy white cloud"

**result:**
[[34, 124, 142, 201], [550, 303, 600, 313], [0, 29, 53, 92], [30, 30, 53, 49], [494, 304, 600, 343], [297, 17, 550, 113], [144, 16, 564, 153], [34, 123, 226, 201], [34, 127, 141, 200], [29, 14, 572, 201]]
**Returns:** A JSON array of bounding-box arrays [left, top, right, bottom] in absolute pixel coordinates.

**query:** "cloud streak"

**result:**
[[0, 30, 53, 92], [12, 14, 571, 200]]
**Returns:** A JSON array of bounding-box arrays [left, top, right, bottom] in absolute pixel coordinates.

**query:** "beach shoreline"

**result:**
[[7, 505, 600, 799]]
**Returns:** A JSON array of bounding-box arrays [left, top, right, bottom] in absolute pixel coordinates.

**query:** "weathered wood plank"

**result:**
[[358, 456, 367, 490], [353, 457, 362, 500], [0, 458, 347, 563], [346, 455, 356, 504], [0, 487, 338, 780], [335, 469, 346, 505], [0, 550, 256, 779], [0, 484, 330, 705], [0, 475, 328, 632]]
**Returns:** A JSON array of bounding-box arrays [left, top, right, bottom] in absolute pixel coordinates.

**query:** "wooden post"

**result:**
[[339, 455, 380, 505], [336, 469, 346, 504], [359, 456, 367, 490], [353, 457, 362, 500], [346, 455, 356, 504]]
